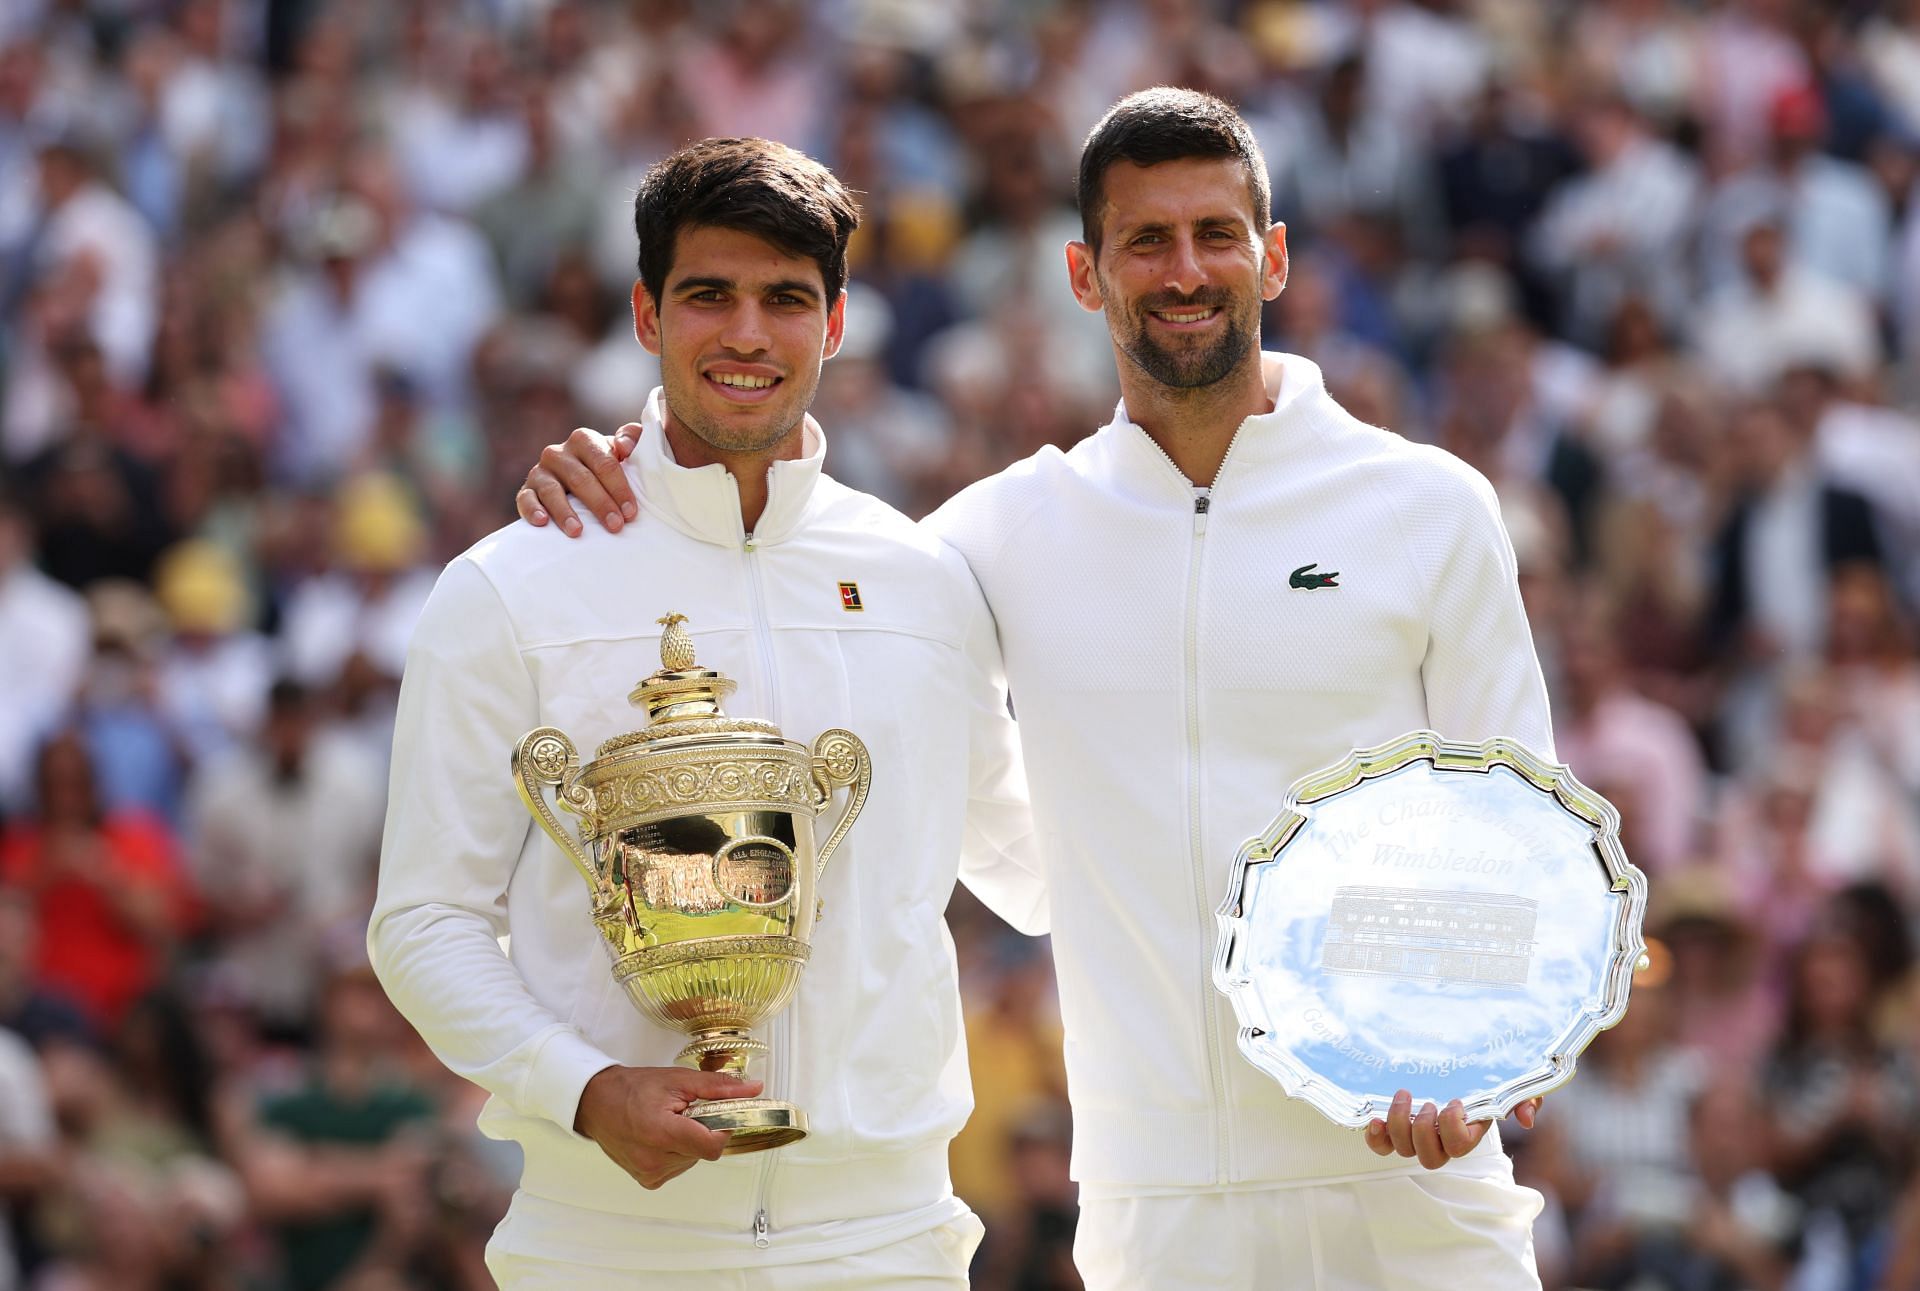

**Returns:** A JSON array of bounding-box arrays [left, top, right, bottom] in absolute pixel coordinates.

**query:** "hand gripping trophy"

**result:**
[[512, 614, 871, 1153]]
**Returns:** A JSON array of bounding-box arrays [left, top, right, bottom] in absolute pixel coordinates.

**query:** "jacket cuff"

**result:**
[[521, 1026, 619, 1139]]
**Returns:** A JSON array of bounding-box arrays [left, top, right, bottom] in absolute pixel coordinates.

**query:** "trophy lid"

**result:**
[[595, 614, 780, 757]]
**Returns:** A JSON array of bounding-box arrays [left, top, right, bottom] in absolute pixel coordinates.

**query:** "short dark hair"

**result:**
[[1077, 88, 1271, 249], [633, 137, 860, 305]]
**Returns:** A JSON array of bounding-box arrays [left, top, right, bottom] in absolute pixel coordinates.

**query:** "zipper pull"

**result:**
[[753, 1209, 771, 1248], [744, 535, 757, 553], [1193, 488, 1211, 534]]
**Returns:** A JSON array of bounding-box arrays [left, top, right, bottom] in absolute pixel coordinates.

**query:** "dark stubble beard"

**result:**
[[1109, 284, 1258, 390], [660, 360, 820, 457]]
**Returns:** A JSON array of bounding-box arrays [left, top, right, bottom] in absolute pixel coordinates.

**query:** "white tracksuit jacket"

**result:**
[[927, 352, 1555, 1193], [369, 390, 1044, 1271]]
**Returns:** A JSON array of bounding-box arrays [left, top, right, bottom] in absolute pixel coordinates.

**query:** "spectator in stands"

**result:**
[[0, 1023, 57, 1291], [1705, 395, 1882, 763], [278, 472, 435, 698], [1765, 921, 1920, 1265], [1531, 92, 1699, 348], [1634, 1076, 1808, 1291], [1698, 84, 1891, 301], [0, 490, 87, 816], [71, 585, 185, 826], [230, 965, 439, 1291], [7, 134, 157, 391], [1553, 594, 1708, 874], [1657, 871, 1779, 1074], [151, 540, 273, 768], [0, 890, 93, 1050], [1691, 216, 1879, 395], [1538, 976, 1705, 1286], [0, 732, 188, 1031], [185, 678, 384, 1037]]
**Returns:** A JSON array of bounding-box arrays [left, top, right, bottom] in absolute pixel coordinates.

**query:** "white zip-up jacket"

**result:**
[[369, 390, 1044, 1271], [927, 353, 1555, 1192]]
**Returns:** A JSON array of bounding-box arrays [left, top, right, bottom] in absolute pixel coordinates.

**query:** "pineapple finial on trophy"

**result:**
[[629, 613, 737, 719], [657, 612, 696, 671]]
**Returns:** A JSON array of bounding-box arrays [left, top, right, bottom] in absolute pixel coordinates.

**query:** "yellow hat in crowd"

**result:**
[[335, 472, 426, 573], [154, 540, 250, 636]]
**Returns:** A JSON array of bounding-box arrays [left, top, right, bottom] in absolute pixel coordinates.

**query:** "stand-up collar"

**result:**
[[629, 386, 827, 547], [1103, 351, 1330, 493]]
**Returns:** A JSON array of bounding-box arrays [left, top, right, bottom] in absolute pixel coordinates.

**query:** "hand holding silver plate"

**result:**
[[1213, 731, 1648, 1132]]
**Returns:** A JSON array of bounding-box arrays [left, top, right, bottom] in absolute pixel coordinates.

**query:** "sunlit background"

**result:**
[[1, 0, 1919, 1288]]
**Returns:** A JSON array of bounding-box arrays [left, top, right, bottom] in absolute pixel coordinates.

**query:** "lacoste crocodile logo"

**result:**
[[1290, 563, 1340, 590]]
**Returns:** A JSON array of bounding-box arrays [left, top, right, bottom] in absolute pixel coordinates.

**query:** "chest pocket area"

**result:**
[[1204, 554, 1423, 699]]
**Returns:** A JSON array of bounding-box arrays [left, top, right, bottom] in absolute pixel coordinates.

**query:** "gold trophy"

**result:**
[[512, 613, 871, 1153]]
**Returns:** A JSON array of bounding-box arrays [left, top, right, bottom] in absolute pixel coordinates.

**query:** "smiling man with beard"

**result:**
[[518, 90, 1557, 1289]]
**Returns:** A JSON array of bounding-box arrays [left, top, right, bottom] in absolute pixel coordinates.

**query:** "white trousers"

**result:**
[[1074, 1167, 1544, 1291], [484, 1213, 983, 1289]]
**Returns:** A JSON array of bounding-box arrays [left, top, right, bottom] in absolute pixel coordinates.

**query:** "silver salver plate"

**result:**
[[1213, 731, 1648, 1128]]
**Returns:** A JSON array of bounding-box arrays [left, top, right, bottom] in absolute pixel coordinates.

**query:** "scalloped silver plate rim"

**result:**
[[1211, 729, 1650, 1129]]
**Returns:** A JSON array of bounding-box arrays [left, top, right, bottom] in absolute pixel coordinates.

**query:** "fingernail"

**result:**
[[622, 501, 638, 520], [532, 509, 547, 524], [564, 518, 581, 536], [605, 512, 622, 531]]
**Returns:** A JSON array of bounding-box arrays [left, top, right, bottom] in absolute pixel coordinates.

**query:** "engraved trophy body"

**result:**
[[513, 614, 870, 1153]]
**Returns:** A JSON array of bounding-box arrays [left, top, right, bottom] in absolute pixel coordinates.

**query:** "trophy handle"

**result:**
[[808, 729, 871, 879], [512, 728, 602, 896]]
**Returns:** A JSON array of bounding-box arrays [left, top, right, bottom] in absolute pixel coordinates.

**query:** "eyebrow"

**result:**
[[671, 275, 823, 303], [763, 279, 823, 302], [1115, 214, 1248, 239]]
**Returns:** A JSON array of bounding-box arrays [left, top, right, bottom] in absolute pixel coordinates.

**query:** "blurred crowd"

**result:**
[[1, 0, 1919, 1288]]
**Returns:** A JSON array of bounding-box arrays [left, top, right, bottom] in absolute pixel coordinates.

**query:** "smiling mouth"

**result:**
[[704, 371, 784, 399], [1149, 307, 1222, 326]]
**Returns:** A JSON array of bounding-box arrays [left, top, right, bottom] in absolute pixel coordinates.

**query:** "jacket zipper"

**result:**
[[742, 524, 786, 1248], [1141, 425, 1244, 1185], [1183, 486, 1230, 1185]]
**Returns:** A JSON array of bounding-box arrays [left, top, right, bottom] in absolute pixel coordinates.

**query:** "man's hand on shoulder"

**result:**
[[1363, 1089, 1542, 1170], [573, 1063, 762, 1189], [517, 425, 643, 537]]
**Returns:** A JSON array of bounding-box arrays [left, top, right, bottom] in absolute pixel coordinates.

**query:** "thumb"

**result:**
[[675, 1070, 764, 1103], [613, 423, 642, 459]]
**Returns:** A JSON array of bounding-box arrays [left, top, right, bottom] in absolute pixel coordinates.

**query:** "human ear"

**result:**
[[821, 289, 847, 360], [1261, 223, 1289, 302], [632, 280, 663, 355], [1066, 241, 1104, 313]]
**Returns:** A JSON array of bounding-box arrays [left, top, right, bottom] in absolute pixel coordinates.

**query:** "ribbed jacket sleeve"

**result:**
[[1415, 462, 1557, 758], [945, 542, 1048, 936], [367, 557, 615, 1138]]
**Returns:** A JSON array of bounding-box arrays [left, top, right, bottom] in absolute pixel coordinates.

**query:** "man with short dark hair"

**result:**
[[373, 136, 1043, 1287], [521, 93, 1556, 1287]]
